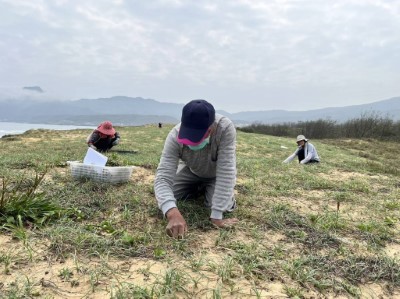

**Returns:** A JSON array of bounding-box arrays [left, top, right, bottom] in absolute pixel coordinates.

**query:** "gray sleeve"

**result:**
[[210, 122, 237, 219], [283, 148, 299, 163], [154, 130, 180, 215]]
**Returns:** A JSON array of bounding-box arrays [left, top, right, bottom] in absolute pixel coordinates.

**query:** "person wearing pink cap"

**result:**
[[87, 121, 120, 152], [154, 99, 238, 238]]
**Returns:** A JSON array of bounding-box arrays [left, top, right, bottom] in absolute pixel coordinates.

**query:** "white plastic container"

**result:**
[[67, 161, 135, 184]]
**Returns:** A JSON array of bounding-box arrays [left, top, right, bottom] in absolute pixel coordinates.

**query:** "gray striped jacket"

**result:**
[[154, 114, 237, 219]]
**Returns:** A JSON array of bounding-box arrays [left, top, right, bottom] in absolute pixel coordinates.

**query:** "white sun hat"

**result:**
[[296, 135, 308, 142]]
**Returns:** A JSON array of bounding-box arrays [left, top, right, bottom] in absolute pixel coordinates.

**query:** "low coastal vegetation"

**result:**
[[239, 112, 400, 141], [0, 125, 399, 298]]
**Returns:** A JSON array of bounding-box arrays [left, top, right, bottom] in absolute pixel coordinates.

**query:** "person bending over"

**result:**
[[154, 99, 238, 238], [87, 121, 120, 152]]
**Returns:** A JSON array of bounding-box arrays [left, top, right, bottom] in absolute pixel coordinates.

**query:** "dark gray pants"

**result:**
[[172, 165, 236, 211]]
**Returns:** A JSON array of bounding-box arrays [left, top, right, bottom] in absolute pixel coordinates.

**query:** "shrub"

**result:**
[[238, 112, 400, 141], [0, 170, 62, 226]]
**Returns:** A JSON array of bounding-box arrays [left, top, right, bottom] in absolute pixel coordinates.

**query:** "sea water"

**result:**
[[0, 122, 94, 138]]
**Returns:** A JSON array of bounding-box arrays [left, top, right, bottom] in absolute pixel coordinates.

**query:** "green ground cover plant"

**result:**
[[0, 125, 399, 298]]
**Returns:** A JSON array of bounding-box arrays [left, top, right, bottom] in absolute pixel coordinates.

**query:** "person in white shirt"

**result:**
[[283, 135, 320, 164]]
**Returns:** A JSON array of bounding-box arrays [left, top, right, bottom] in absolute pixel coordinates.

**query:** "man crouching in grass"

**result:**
[[154, 99, 239, 238]]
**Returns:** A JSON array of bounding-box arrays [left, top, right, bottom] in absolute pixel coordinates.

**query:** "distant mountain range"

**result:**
[[0, 96, 399, 126], [225, 96, 400, 124]]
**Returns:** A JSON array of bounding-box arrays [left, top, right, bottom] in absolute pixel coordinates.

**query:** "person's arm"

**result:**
[[283, 147, 300, 163], [210, 122, 237, 221], [154, 130, 181, 214], [112, 132, 121, 145], [154, 129, 187, 237], [300, 144, 315, 164], [87, 131, 99, 149]]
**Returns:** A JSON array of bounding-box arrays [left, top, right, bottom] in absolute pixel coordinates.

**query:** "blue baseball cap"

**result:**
[[177, 99, 215, 145]]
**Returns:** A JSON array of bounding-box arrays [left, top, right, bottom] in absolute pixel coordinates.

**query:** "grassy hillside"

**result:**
[[0, 126, 399, 298]]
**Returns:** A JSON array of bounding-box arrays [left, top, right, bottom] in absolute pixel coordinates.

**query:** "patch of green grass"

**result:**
[[177, 200, 215, 231], [356, 220, 395, 247], [110, 282, 152, 299], [285, 253, 400, 296], [216, 256, 238, 283], [284, 256, 335, 292], [2, 276, 41, 298], [330, 190, 354, 203], [41, 218, 148, 259], [58, 267, 74, 281], [309, 210, 347, 232], [0, 250, 14, 275], [264, 204, 342, 250], [323, 139, 400, 176], [302, 176, 336, 191], [227, 241, 276, 280], [283, 285, 305, 298], [385, 200, 400, 211], [341, 178, 371, 193], [153, 268, 189, 297]]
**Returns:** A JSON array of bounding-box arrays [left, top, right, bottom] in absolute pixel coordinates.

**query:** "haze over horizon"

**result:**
[[1, 1, 400, 113]]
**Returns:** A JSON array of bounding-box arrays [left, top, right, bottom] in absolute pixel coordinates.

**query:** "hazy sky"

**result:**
[[1, 0, 399, 112]]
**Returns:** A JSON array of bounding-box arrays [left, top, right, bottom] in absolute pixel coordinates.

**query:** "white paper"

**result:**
[[83, 147, 108, 166]]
